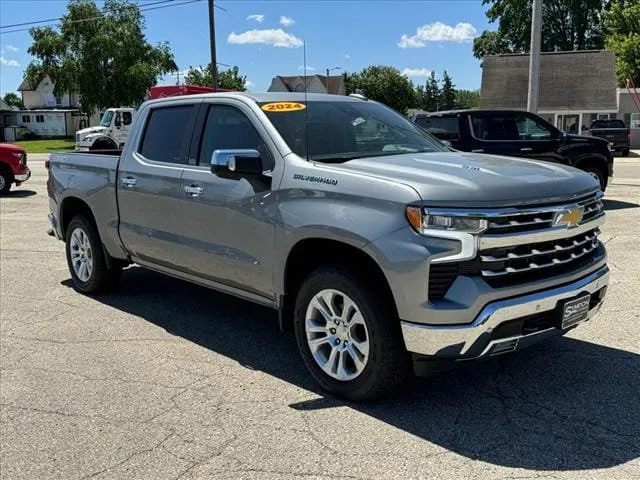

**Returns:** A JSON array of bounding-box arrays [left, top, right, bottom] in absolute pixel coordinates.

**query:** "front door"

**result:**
[[179, 102, 277, 299], [467, 112, 522, 156], [118, 103, 197, 269], [513, 111, 563, 164]]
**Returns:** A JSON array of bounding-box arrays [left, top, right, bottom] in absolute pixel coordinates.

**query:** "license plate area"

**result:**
[[561, 294, 591, 329]]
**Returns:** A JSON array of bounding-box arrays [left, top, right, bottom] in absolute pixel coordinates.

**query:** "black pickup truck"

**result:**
[[413, 109, 614, 191], [585, 119, 630, 156]]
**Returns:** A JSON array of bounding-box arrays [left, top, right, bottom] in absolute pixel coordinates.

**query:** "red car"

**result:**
[[0, 143, 31, 195]]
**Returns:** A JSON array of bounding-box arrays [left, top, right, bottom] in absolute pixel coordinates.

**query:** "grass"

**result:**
[[13, 139, 75, 153]]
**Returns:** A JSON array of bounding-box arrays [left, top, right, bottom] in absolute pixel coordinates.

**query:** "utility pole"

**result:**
[[527, 0, 542, 113], [208, 0, 217, 91]]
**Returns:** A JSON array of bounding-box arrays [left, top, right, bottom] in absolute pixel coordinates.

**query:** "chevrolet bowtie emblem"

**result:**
[[554, 207, 584, 228]]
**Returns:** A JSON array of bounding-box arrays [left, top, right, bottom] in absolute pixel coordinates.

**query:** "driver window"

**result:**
[[199, 105, 274, 171], [515, 113, 553, 140]]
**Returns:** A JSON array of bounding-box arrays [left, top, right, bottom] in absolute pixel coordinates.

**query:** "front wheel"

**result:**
[[65, 215, 121, 293], [584, 167, 607, 191], [294, 267, 409, 402], [0, 170, 12, 195]]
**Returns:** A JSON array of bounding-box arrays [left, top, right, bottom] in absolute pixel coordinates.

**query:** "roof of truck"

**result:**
[[144, 91, 367, 106]]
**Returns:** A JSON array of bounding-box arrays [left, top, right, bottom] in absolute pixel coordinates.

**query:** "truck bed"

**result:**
[[48, 151, 123, 258]]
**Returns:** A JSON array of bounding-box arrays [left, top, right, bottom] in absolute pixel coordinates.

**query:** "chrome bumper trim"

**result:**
[[401, 266, 609, 358], [14, 170, 31, 182]]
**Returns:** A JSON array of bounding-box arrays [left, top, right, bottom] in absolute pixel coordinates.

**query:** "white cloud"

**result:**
[[401, 68, 432, 77], [398, 22, 477, 48], [245, 80, 255, 88], [279, 16, 295, 27], [246, 14, 265, 23], [1, 44, 18, 53], [344, 54, 350, 59], [298, 65, 316, 71], [228, 29, 303, 48], [0, 56, 20, 67]]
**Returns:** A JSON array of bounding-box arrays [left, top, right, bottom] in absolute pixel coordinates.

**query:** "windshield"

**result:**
[[260, 100, 448, 162], [591, 119, 625, 129], [100, 110, 114, 127]]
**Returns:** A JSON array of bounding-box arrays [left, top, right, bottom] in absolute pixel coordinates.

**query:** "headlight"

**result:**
[[406, 206, 488, 234]]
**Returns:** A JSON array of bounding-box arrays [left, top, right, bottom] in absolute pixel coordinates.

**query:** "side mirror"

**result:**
[[211, 149, 263, 175], [114, 115, 121, 128], [441, 140, 453, 148]]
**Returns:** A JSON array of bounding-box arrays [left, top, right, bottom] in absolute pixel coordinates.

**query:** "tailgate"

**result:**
[[590, 128, 629, 144]]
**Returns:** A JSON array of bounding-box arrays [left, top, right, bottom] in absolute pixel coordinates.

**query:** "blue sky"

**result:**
[[0, 0, 493, 97]]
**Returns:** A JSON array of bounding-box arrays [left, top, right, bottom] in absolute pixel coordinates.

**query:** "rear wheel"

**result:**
[[65, 215, 121, 293], [294, 267, 409, 402]]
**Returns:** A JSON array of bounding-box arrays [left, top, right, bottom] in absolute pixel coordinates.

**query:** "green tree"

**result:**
[[421, 71, 441, 112], [184, 64, 247, 91], [455, 89, 481, 109], [605, 0, 640, 86], [344, 66, 416, 113], [2, 92, 23, 109], [440, 71, 456, 110], [473, 0, 607, 59], [26, 0, 176, 114]]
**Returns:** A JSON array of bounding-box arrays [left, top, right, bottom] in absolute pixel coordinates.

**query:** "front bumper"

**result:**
[[402, 266, 609, 360], [14, 169, 31, 183]]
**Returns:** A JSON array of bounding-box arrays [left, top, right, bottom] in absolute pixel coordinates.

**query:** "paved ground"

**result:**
[[1, 156, 639, 480]]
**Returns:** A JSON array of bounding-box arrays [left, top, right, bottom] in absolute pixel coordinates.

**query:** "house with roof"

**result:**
[[480, 50, 640, 147], [268, 75, 345, 95], [14, 74, 90, 138]]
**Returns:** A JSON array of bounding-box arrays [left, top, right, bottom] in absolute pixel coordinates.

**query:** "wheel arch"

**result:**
[[279, 237, 398, 332], [575, 155, 609, 190]]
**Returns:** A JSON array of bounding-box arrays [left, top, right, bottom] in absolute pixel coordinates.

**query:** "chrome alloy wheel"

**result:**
[[0, 175, 6, 191], [305, 289, 370, 381], [69, 227, 93, 282]]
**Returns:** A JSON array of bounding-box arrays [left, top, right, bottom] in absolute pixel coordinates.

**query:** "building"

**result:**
[[268, 75, 345, 95], [480, 50, 640, 147], [15, 74, 91, 137], [0, 99, 21, 142]]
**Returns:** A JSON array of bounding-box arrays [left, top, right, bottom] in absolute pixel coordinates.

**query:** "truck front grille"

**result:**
[[479, 228, 601, 284], [426, 191, 606, 299], [485, 192, 604, 235]]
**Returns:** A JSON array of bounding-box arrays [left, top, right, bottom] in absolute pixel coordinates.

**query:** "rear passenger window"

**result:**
[[140, 105, 194, 164], [415, 116, 460, 141], [199, 105, 274, 171]]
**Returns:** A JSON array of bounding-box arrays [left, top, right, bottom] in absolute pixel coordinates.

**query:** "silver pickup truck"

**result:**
[[47, 92, 609, 401]]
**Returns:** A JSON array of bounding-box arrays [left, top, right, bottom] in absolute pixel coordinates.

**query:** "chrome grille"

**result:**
[[480, 228, 601, 278], [485, 192, 604, 235]]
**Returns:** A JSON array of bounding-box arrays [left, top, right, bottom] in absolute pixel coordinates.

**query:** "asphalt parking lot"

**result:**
[[1, 155, 639, 480]]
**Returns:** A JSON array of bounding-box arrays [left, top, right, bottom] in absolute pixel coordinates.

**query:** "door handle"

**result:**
[[121, 176, 137, 187], [520, 147, 533, 152], [184, 184, 204, 196], [471, 149, 484, 153]]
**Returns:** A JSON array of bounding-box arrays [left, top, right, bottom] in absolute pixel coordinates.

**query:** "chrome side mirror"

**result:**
[[211, 149, 262, 175]]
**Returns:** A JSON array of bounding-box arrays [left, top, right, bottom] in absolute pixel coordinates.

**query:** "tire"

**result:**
[[65, 215, 121, 294], [0, 170, 12, 195], [293, 267, 410, 402], [584, 166, 607, 191]]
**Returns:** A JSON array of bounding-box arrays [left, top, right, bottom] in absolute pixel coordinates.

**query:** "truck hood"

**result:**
[[325, 151, 599, 207], [77, 126, 107, 137]]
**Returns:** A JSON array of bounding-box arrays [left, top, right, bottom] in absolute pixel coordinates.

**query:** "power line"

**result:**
[[0, 0, 225, 34]]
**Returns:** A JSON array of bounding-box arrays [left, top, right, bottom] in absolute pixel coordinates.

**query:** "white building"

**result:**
[[15, 75, 92, 137]]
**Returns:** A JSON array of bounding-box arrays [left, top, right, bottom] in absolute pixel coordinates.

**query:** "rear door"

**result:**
[[117, 103, 198, 268], [178, 100, 278, 299]]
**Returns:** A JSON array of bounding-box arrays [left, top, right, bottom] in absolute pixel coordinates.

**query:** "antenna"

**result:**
[[303, 40, 310, 162]]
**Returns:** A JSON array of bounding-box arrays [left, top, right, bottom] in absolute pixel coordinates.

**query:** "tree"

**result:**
[[473, 0, 607, 59], [345, 66, 416, 113], [455, 89, 481, 109], [2, 93, 23, 109], [604, 1, 640, 86], [26, 0, 176, 114], [440, 71, 456, 110], [184, 64, 247, 91], [420, 71, 440, 112]]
